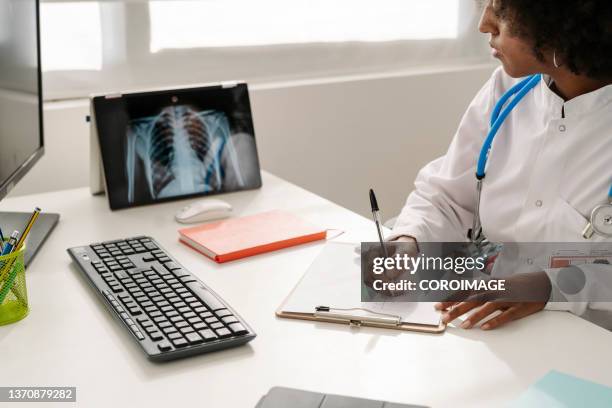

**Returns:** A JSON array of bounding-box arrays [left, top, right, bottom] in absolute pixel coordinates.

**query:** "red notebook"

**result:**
[[178, 210, 327, 263]]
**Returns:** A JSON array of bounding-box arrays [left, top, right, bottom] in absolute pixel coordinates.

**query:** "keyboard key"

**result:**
[[215, 328, 232, 338], [129, 307, 143, 316], [172, 338, 188, 348], [215, 309, 232, 318], [152, 316, 166, 324], [137, 317, 152, 327], [185, 332, 203, 345], [210, 322, 224, 330], [179, 326, 195, 335], [172, 269, 191, 278], [168, 332, 183, 340], [158, 341, 172, 352], [193, 322, 207, 330], [198, 329, 218, 342], [222, 316, 239, 324], [228, 323, 248, 335], [149, 331, 164, 341]]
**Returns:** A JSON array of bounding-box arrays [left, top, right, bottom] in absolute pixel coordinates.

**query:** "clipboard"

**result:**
[[276, 242, 446, 334]]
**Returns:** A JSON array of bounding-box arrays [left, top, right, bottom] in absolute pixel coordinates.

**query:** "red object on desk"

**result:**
[[178, 210, 327, 263]]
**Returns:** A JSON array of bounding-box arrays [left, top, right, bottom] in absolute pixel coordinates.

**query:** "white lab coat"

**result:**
[[390, 67, 612, 327]]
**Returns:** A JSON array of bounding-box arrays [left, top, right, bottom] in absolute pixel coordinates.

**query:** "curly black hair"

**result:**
[[492, 0, 612, 79]]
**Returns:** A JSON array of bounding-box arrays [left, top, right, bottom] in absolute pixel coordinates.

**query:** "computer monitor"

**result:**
[[0, 0, 58, 265]]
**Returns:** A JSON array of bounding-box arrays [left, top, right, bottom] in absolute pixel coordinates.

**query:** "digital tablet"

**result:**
[[92, 82, 262, 210]]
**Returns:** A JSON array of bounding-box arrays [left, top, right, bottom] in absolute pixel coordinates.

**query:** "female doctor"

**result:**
[[389, 0, 612, 330]]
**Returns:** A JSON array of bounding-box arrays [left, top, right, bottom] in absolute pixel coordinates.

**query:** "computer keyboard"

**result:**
[[67, 236, 255, 361]]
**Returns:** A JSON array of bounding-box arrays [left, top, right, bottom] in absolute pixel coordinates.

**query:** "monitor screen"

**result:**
[[93, 83, 262, 210], [0, 0, 43, 199]]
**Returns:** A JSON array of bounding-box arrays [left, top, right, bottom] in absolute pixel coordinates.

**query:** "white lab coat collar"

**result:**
[[539, 74, 612, 119]]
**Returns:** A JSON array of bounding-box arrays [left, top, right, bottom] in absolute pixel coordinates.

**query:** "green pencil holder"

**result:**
[[0, 244, 28, 325]]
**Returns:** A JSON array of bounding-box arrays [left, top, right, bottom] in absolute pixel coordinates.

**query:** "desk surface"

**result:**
[[1, 172, 611, 408]]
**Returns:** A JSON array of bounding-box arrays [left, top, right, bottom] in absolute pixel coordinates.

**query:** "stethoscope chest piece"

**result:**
[[582, 203, 612, 239]]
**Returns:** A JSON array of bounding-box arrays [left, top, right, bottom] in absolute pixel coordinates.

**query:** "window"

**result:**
[[40, 0, 490, 100], [40, 2, 102, 71], [150, 0, 459, 52]]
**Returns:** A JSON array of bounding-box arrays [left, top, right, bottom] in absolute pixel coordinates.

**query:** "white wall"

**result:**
[[11, 63, 496, 218]]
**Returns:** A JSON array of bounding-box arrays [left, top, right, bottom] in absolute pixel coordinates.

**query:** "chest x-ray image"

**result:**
[[94, 83, 262, 210], [126, 105, 251, 202]]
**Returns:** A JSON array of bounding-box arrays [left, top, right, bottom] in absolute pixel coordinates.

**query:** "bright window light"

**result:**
[[40, 2, 102, 71], [150, 0, 459, 53]]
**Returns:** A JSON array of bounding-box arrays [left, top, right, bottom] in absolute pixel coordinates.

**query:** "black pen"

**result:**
[[369, 189, 389, 258]]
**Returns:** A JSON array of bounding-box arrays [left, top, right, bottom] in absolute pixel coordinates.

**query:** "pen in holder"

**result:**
[[0, 243, 28, 325]]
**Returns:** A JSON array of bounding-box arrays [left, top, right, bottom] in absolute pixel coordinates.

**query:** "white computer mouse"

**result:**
[[175, 199, 233, 224]]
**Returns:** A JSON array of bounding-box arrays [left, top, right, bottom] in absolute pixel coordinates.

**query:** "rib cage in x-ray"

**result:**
[[126, 105, 245, 202]]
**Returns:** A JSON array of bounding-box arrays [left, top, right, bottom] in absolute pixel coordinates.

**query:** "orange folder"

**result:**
[[178, 210, 327, 263]]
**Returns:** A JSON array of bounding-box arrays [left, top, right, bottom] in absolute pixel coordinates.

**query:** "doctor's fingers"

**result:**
[[441, 301, 484, 324], [460, 301, 512, 329], [480, 302, 546, 330]]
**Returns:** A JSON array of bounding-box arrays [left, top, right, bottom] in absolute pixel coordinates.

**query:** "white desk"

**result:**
[[1, 171, 611, 408]]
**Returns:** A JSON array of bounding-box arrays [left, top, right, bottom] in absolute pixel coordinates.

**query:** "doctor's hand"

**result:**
[[362, 236, 418, 297], [434, 271, 552, 330]]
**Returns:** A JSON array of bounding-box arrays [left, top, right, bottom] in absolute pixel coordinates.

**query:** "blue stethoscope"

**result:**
[[469, 74, 612, 244]]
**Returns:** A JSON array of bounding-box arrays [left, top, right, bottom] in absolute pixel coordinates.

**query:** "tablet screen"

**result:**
[[93, 83, 262, 210]]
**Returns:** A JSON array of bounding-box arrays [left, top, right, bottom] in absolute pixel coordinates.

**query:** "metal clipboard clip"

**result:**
[[314, 306, 402, 327]]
